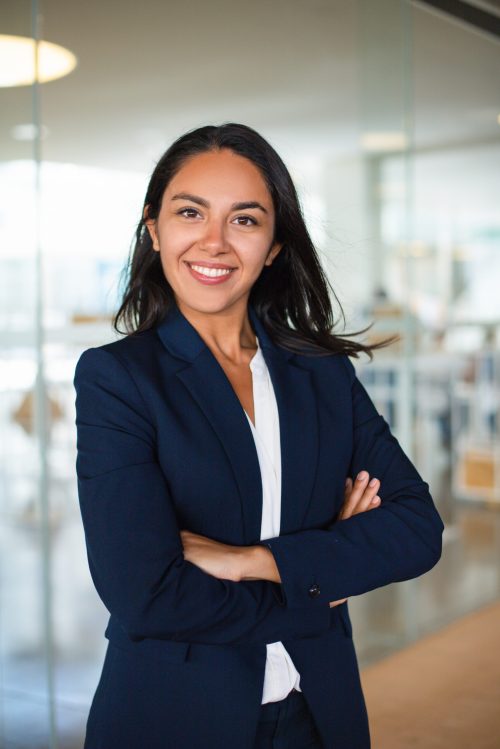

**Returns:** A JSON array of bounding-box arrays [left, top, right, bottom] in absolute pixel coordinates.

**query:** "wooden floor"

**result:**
[[361, 600, 500, 749]]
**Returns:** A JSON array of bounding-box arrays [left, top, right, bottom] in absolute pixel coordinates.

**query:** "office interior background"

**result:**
[[1, 0, 499, 747]]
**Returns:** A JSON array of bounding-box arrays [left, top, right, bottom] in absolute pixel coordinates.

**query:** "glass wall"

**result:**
[[1, 2, 57, 746], [1, 0, 499, 745]]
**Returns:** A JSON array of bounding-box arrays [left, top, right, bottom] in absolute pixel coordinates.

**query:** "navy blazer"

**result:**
[[74, 301, 443, 749]]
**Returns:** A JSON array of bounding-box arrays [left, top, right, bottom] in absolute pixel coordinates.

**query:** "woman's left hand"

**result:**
[[180, 530, 246, 582]]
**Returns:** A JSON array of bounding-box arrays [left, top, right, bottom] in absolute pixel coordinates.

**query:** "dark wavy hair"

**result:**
[[113, 122, 398, 359]]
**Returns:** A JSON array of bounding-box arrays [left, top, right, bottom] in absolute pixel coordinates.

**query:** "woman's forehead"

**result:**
[[166, 149, 272, 201]]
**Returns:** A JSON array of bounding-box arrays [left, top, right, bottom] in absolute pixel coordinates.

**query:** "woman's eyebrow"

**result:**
[[171, 192, 268, 214]]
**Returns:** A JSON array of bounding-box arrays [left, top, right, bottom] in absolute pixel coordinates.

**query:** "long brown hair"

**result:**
[[114, 123, 398, 360]]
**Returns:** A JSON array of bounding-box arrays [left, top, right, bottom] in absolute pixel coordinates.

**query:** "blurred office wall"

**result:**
[[1, 1, 499, 746]]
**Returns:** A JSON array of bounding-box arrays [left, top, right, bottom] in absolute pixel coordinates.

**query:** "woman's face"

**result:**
[[145, 148, 282, 318]]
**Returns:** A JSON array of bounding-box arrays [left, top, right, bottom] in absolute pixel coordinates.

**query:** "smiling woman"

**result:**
[[74, 122, 443, 749], [143, 149, 282, 317]]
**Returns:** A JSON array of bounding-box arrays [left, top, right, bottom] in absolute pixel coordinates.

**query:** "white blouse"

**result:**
[[244, 335, 302, 704]]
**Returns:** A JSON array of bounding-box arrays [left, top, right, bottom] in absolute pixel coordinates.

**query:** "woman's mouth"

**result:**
[[185, 261, 236, 285]]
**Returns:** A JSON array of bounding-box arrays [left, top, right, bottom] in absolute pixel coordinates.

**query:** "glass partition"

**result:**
[[0, 2, 58, 747], [1, 0, 499, 745]]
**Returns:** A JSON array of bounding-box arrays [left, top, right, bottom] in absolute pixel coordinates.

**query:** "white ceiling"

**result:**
[[1, 0, 499, 171]]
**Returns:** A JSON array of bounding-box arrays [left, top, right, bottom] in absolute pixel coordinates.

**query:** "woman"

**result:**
[[74, 123, 444, 749]]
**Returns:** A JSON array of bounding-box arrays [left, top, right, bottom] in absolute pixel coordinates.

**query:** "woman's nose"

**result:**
[[199, 218, 227, 252]]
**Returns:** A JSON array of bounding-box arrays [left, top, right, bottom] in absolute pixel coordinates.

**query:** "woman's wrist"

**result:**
[[238, 544, 281, 583]]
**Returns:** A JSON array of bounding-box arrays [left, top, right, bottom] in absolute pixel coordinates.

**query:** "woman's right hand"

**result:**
[[329, 471, 381, 608]]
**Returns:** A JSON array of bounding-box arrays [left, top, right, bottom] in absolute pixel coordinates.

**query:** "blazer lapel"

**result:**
[[177, 348, 263, 545], [156, 302, 319, 544], [259, 344, 319, 537]]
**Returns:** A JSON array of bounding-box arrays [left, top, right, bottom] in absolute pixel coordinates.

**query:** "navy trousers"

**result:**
[[254, 689, 324, 748]]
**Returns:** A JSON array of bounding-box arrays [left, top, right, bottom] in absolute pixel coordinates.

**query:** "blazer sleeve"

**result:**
[[260, 354, 444, 608], [74, 346, 331, 646]]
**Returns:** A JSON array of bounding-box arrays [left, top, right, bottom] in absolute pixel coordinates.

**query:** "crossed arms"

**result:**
[[74, 347, 443, 647]]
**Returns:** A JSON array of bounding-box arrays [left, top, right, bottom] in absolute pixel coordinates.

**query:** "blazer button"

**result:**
[[308, 583, 321, 599]]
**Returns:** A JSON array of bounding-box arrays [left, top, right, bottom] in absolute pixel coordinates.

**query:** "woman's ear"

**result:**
[[264, 241, 283, 266], [143, 205, 160, 252]]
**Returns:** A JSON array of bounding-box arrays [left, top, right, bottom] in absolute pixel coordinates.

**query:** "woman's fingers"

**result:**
[[339, 471, 381, 520], [343, 477, 353, 500], [355, 472, 380, 514], [331, 472, 380, 606], [329, 598, 348, 608]]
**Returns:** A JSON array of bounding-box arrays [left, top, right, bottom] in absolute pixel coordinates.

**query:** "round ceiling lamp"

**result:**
[[360, 131, 408, 153], [0, 34, 77, 87]]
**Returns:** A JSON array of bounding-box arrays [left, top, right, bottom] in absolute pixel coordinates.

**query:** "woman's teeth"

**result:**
[[190, 264, 233, 277]]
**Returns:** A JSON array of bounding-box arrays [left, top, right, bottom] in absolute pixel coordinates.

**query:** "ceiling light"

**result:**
[[11, 123, 49, 141], [0, 34, 77, 87], [360, 131, 408, 153]]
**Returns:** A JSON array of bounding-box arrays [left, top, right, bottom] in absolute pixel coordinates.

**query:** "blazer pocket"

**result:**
[[112, 636, 190, 663], [135, 638, 190, 663], [105, 619, 190, 663]]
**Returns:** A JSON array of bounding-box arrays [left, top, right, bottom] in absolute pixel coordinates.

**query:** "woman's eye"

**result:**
[[178, 207, 200, 218], [233, 215, 257, 226]]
